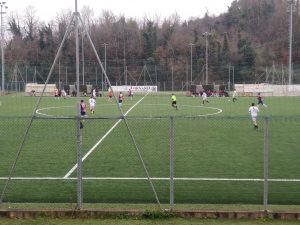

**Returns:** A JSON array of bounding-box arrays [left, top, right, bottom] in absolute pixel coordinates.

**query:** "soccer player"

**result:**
[[80, 99, 87, 129], [201, 91, 209, 105], [108, 87, 113, 101], [248, 102, 259, 130], [257, 93, 268, 108], [54, 88, 59, 100], [89, 96, 96, 114], [232, 89, 238, 102], [171, 93, 178, 110], [30, 89, 36, 96], [128, 87, 133, 100], [61, 89, 67, 99], [92, 88, 96, 98], [118, 92, 124, 107]]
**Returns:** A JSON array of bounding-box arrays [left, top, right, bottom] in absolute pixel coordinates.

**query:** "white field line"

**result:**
[[63, 93, 149, 178], [36, 104, 222, 118], [132, 104, 223, 117], [0, 177, 299, 182], [36, 106, 72, 118], [36, 104, 115, 117]]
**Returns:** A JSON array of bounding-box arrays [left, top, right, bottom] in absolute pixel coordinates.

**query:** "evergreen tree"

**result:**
[[222, 33, 230, 64], [142, 20, 157, 60]]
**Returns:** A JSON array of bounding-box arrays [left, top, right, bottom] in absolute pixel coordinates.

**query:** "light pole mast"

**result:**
[[102, 43, 108, 90], [0, 2, 7, 92], [287, 0, 295, 85], [203, 32, 211, 85], [81, 32, 85, 85], [189, 43, 194, 84]]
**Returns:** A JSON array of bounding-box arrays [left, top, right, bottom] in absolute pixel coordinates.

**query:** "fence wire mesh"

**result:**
[[0, 103, 299, 207]]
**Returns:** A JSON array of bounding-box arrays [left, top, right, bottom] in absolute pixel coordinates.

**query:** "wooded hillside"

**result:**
[[4, 0, 300, 89]]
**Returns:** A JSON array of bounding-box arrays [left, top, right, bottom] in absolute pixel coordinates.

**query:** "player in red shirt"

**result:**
[[118, 92, 124, 107], [80, 100, 87, 129]]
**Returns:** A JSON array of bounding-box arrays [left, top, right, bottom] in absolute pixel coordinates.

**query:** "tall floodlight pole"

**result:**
[[58, 60, 61, 89], [287, 0, 295, 85], [228, 64, 231, 91], [203, 32, 211, 85], [123, 23, 126, 86], [189, 43, 194, 84], [0, 2, 7, 92], [232, 66, 235, 89], [103, 43, 108, 90], [81, 32, 85, 85]]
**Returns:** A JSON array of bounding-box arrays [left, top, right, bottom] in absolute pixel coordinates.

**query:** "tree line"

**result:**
[[4, 0, 300, 87]]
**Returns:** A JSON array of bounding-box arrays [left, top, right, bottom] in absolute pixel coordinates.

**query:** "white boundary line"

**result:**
[[63, 93, 150, 178], [0, 177, 299, 182]]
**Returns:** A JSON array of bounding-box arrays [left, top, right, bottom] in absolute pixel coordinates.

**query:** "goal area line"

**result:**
[[0, 177, 299, 182]]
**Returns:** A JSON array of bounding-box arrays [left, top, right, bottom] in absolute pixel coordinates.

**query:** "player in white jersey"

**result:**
[[232, 89, 237, 102], [89, 96, 96, 114], [248, 103, 259, 130], [61, 89, 67, 99], [200, 91, 209, 105], [92, 88, 96, 98]]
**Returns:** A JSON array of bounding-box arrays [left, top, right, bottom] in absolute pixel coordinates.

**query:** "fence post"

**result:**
[[169, 116, 174, 210], [263, 116, 269, 211], [77, 123, 83, 209]]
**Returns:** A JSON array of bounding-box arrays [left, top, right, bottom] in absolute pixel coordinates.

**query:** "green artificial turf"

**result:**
[[0, 93, 299, 206]]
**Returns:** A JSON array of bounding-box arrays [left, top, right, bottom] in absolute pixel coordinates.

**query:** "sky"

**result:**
[[7, 0, 234, 22]]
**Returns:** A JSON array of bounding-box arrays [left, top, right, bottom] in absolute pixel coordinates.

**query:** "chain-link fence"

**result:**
[[4, 61, 300, 94], [0, 115, 299, 209]]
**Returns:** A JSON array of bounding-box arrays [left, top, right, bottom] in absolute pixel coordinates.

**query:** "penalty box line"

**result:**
[[63, 92, 149, 178]]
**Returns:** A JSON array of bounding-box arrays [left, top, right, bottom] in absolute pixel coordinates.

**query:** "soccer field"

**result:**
[[0, 93, 300, 206]]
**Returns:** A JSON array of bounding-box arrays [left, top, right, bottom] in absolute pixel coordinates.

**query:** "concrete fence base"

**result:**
[[0, 209, 300, 220]]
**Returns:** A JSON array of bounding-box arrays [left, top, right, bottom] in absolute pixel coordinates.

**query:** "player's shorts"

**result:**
[[172, 101, 176, 105], [81, 112, 86, 116], [251, 116, 257, 122]]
